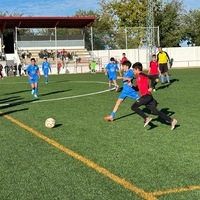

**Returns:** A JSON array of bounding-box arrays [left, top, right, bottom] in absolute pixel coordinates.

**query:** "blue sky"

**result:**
[[0, 0, 199, 16]]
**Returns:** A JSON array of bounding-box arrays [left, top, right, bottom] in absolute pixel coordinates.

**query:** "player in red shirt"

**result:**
[[148, 54, 160, 91], [131, 62, 177, 130], [120, 53, 128, 64]]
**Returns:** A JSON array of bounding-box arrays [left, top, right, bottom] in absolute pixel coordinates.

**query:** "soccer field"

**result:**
[[0, 69, 200, 200]]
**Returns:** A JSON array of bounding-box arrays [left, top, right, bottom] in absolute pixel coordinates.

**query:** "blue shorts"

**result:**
[[43, 71, 49, 76], [29, 77, 39, 84], [118, 90, 139, 100], [108, 74, 117, 81]]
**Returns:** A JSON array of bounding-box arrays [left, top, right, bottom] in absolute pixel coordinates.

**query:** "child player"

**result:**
[[148, 54, 160, 91], [104, 57, 120, 91], [42, 57, 51, 84], [26, 58, 40, 98], [104, 60, 139, 121], [131, 62, 177, 130]]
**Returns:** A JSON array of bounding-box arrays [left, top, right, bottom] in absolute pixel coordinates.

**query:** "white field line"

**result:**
[[32, 80, 112, 103], [0, 80, 112, 105], [32, 88, 114, 103]]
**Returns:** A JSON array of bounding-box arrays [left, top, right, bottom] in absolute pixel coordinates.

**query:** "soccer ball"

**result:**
[[45, 118, 56, 128]]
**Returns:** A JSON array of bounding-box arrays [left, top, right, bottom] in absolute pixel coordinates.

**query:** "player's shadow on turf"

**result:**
[[40, 89, 72, 97], [156, 78, 179, 90], [0, 96, 23, 104], [0, 99, 38, 109], [4, 89, 31, 95], [0, 108, 29, 117]]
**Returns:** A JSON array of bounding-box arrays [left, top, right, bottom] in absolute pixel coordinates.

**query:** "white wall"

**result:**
[[91, 46, 200, 69]]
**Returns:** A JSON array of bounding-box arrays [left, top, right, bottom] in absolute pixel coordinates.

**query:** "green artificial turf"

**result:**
[[0, 69, 199, 200]]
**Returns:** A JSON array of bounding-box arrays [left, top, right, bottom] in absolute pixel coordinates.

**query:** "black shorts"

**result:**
[[134, 94, 158, 110], [159, 63, 168, 73]]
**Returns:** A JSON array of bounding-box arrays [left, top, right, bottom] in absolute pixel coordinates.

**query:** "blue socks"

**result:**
[[110, 112, 116, 118]]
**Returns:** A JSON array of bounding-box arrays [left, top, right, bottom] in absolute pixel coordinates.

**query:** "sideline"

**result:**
[[152, 185, 200, 197], [0, 112, 157, 200]]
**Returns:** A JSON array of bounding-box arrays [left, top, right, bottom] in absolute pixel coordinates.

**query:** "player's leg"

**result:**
[[44, 73, 48, 84], [151, 75, 159, 91], [131, 95, 152, 127], [165, 70, 170, 83], [147, 98, 177, 130], [112, 80, 119, 90], [104, 98, 124, 121], [108, 80, 112, 90], [29, 78, 35, 95], [33, 82, 39, 98], [159, 64, 165, 84]]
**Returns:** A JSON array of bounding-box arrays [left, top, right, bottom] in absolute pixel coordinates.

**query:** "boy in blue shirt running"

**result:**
[[26, 58, 40, 98], [104, 60, 139, 121], [42, 57, 51, 84]]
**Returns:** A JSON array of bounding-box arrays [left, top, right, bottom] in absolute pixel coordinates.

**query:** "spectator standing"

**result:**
[[4, 63, 9, 77], [157, 46, 171, 84], [13, 63, 17, 76], [18, 63, 22, 76], [0, 63, 3, 79]]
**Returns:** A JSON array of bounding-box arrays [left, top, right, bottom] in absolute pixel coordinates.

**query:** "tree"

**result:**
[[155, 0, 185, 47], [74, 4, 117, 50], [182, 9, 200, 46]]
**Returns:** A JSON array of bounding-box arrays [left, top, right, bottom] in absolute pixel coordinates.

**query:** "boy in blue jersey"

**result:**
[[42, 57, 51, 84], [105, 57, 121, 91], [26, 58, 40, 98], [104, 60, 139, 121]]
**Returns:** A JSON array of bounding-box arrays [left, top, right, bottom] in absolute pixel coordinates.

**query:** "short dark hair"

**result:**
[[132, 62, 143, 71], [110, 57, 115, 61], [122, 60, 132, 68], [31, 58, 36, 61]]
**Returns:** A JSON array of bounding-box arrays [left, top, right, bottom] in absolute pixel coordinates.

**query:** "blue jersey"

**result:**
[[42, 61, 51, 75], [26, 65, 39, 83], [118, 69, 139, 100], [105, 62, 119, 80]]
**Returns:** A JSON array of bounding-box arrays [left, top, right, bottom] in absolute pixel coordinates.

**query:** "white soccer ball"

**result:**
[[45, 118, 56, 128]]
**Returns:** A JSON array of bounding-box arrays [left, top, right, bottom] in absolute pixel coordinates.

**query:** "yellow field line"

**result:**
[[152, 185, 200, 196], [1, 112, 157, 200]]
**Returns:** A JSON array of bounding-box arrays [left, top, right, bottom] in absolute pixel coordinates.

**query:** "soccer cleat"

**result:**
[[34, 94, 38, 98], [104, 115, 114, 122], [171, 119, 177, 130], [144, 117, 152, 127], [31, 89, 34, 95]]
